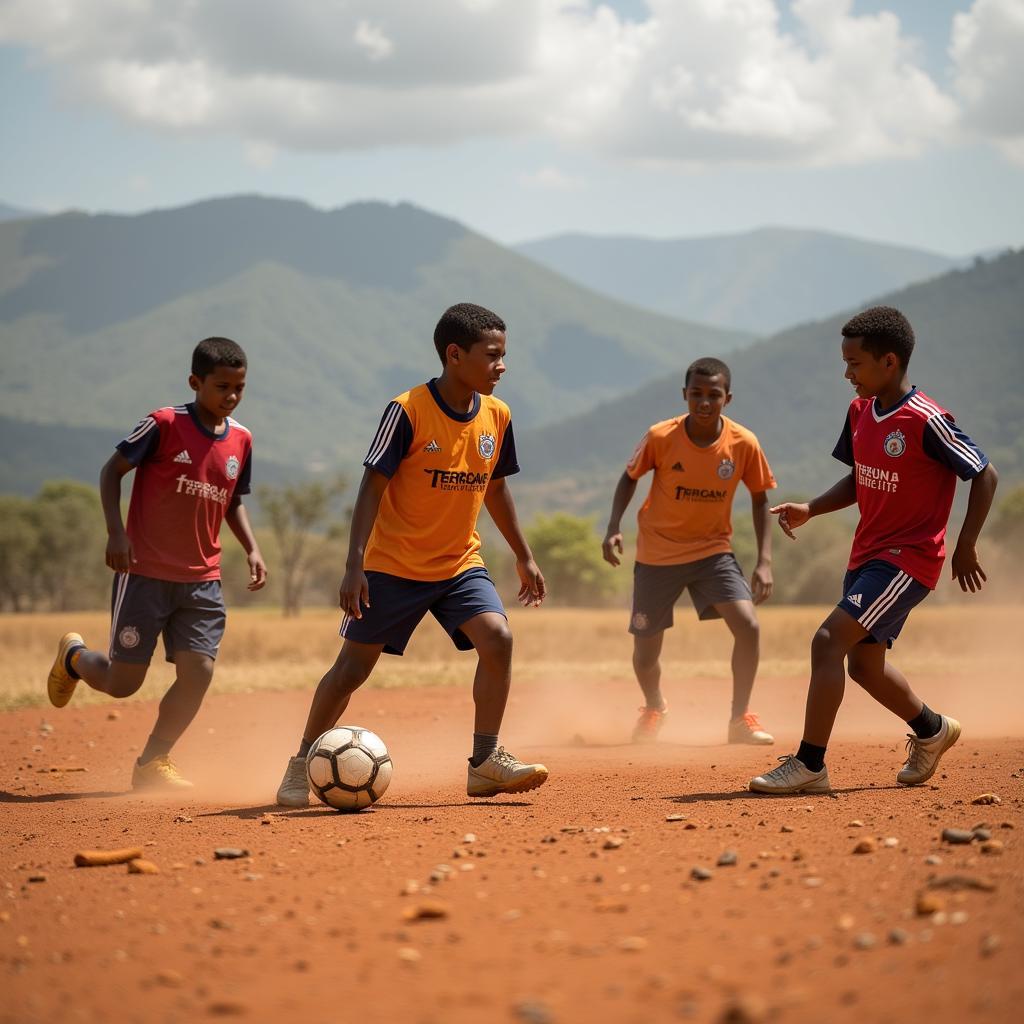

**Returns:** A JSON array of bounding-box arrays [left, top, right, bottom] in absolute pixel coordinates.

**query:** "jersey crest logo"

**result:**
[[478, 433, 496, 460], [423, 439, 441, 453], [883, 429, 906, 458], [716, 458, 735, 480], [174, 450, 192, 464], [225, 455, 240, 480], [119, 625, 141, 649], [847, 593, 862, 608], [671, 461, 684, 471]]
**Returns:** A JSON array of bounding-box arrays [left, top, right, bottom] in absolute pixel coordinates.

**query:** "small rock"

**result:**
[[852, 838, 876, 855], [927, 874, 997, 892], [691, 867, 713, 881], [950, 911, 969, 925], [888, 928, 909, 946], [979, 839, 1004, 856], [802, 877, 823, 888], [882, 837, 899, 848], [618, 936, 648, 951], [603, 837, 624, 850], [941, 828, 974, 845], [924, 855, 942, 865], [780, 825, 794, 833], [512, 1000, 553, 1024], [173, 815, 192, 824], [402, 900, 449, 922], [980, 933, 1001, 957], [971, 827, 992, 841], [837, 914, 855, 931], [107, 710, 120, 720], [213, 848, 249, 860], [155, 969, 183, 987], [463, 833, 477, 844], [847, 820, 864, 828], [665, 814, 686, 822], [853, 932, 876, 950], [397, 947, 421, 963], [718, 994, 767, 1024], [127, 859, 160, 875], [971, 793, 1001, 805], [27, 874, 46, 883], [916, 893, 945, 916], [717, 850, 738, 867], [207, 1002, 246, 1017]]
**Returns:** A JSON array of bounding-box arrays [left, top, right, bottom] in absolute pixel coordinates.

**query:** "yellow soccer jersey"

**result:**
[[362, 380, 519, 581]]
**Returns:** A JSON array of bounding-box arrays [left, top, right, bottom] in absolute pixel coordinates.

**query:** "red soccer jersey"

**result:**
[[117, 404, 253, 582], [833, 387, 987, 589]]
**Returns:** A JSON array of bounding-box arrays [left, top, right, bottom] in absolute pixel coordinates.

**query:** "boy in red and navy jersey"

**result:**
[[749, 306, 998, 794], [46, 337, 267, 790]]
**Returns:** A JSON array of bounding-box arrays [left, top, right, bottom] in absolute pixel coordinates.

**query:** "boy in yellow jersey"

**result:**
[[602, 357, 777, 745], [276, 303, 549, 805]]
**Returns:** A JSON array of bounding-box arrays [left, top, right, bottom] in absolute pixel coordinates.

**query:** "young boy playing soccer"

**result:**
[[275, 303, 548, 806], [749, 306, 998, 794], [602, 357, 777, 745], [46, 337, 267, 790]]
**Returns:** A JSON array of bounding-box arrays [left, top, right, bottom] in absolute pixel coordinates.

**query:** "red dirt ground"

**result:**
[[3, 676, 1022, 1024]]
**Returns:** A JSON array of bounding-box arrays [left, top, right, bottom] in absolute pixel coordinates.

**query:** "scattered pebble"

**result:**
[[718, 994, 767, 1024], [127, 859, 159, 875], [154, 969, 183, 988], [888, 928, 909, 946], [927, 874, 997, 893], [618, 936, 648, 951], [463, 833, 476, 844], [780, 825, 794, 833], [924, 855, 942, 866], [717, 850, 738, 867], [882, 837, 899, 848], [941, 828, 974, 845], [173, 815, 192, 824], [107, 710, 120, 721], [397, 947, 421, 963], [971, 793, 1001, 805], [980, 933, 1001, 957], [972, 827, 992, 841], [27, 874, 46, 883], [916, 893, 945, 916], [852, 838, 876, 855], [979, 839, 1004, 856], [213, 848, 249, 860], [512, 1000, 553, 1024], [665, 814, 686, 822], [847, 820, 864, 828], [402, 900, 449, 922], [853, 932, 876, 950], [691, 867, 713, 881], [603, 838, 624, 850]]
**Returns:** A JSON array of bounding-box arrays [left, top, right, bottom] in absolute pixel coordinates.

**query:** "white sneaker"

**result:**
[[728, 712, 774, 745], [276, 756, 310, 807], [897, 715, 961, 786], [749, 755, 831, 794], [467, 747, 549, 798]]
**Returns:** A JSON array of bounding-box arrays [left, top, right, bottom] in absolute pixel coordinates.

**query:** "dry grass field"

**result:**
[[3, 604, 1021, 712]]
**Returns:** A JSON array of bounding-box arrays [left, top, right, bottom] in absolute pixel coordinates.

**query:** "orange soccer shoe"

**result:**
[[728, 712, 775, 745], [632, 704, 668, 744]]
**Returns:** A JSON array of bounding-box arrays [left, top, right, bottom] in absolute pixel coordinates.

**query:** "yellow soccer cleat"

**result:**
[[132, 755, 194, 791], [47, 632, 85, 708]]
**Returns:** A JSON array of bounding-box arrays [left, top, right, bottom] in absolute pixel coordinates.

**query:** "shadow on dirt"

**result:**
[[199, 799, 537, 819], [0, 789, 124, 803]]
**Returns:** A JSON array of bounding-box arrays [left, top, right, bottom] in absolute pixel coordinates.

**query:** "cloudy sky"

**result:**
[[1, 0, 1022, 254]]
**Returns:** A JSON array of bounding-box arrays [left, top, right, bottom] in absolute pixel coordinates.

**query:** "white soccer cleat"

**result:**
[[897, 715, 961, 786], [748, 755, 831, 794], [467, 747, 549, 798], [276, 755, 310, 807]]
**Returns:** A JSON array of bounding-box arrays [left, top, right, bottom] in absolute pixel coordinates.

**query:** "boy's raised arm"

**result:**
[[339, 467, 391, 618], [602, 471, 639, 567], [951, 463, 998, 593], [99, 451, 136, 573], [484, 476, 545, 607], [771, 473, 857, 541]]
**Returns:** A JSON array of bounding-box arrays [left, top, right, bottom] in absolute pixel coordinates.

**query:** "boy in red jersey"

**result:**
[[275, 303, 548, 806], [46, 337, 267, 790], [602, 357, 778, 746], [750, 307, 998, 794]]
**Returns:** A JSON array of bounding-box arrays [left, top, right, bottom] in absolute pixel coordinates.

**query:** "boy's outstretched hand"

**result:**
[[247, 550, 268, 591], [751, 562, 773, 605], [951, 541, 987, 593], [516, 558, 546, 607], [105, 529, 135, 572], [770, 502, 811, 541], [339, 566, 370, 618], [602, 531, 624, 567]]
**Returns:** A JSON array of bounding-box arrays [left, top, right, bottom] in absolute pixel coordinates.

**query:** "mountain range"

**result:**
[[516, 228, 959, 334]]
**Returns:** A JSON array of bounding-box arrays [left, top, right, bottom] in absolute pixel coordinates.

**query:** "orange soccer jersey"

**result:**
[[625, 415, 776, 566], [362, 380, 518, 581]]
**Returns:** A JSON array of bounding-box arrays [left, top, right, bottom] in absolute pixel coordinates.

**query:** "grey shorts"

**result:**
[[630, 553, 752, 635], [109, 572, 226, 664]]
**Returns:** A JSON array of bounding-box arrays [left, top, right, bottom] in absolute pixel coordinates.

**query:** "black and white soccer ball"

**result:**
[[305, 726, 393, 812]]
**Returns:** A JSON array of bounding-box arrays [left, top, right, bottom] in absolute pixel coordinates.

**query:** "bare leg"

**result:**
[[803, 607, 869, 747], [846, 643, 924, 722], [632, 632, 666, 709], [145, 651, 215, 752], [301, 639, 384, 744], [458, 612, 514, 735], [713, 599, 759, 719], [74, 649, 149, 699]]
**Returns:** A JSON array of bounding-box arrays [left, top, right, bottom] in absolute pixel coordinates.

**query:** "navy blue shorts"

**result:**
[[839, 560, 929, 648], [109, 573, 226, 664], [630, 553, 752, 635], [340, 566, 506, 656]]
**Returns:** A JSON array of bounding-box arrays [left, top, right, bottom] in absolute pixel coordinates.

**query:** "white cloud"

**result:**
[[519, 165, 585, 190], [0, 0, 1007, 166], [951, 0, 1024, 164]]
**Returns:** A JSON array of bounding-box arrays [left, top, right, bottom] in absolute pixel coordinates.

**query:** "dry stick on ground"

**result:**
[[74, 846, 143, 867]]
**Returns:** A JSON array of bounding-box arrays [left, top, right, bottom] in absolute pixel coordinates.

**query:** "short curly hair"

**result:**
[[192, 337, 246, 377], [841, 306, 915, 369], [685, 357, 731, 392], [433, 303, 506, 365]]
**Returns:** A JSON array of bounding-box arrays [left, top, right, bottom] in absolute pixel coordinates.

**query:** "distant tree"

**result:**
[[257, 476, 348, 616], [31, 481, 109, 610], [990, 484, 1024, 551], [0, 495, 38, 611], [526, 513, 620, 606]]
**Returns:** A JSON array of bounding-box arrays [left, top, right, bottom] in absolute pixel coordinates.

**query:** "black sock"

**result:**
[[907, 704, 942, 740], [65, 645, 84, 680], [796, 741, 827, 773], [297, 738, 313, 758], [138, 735, 173, 766], [470, 733, 498, 767]]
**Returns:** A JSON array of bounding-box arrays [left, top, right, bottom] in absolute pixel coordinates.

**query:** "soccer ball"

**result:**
[[305, 726, 393, 812]]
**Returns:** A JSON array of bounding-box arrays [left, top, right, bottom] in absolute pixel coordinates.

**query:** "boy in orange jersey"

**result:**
[[276, 303, 549, 805], [602, 357, 777, 745]]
